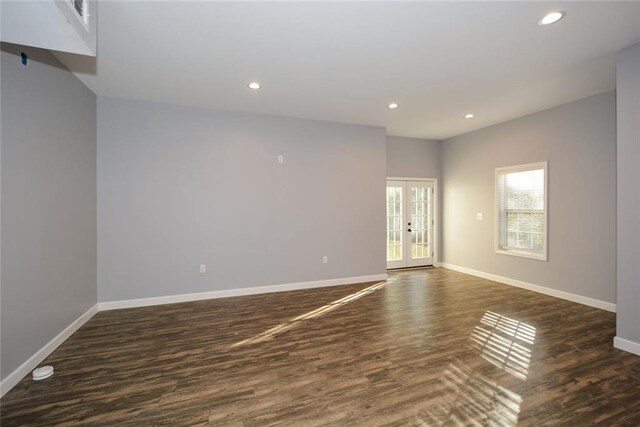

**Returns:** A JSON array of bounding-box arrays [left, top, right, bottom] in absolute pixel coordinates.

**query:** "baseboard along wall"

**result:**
[[0, 273, 388, 397], [614, 336, 640, 357], [0, 304, 99, 397], [439, 262, 616, 313], [3, 266, 629, 398]]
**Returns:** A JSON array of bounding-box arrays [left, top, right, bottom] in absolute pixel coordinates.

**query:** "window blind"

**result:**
[[73, 0, 85, 18], [497, 167, 545, 255]]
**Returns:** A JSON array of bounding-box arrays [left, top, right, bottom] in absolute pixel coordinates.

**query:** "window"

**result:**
[[66, 0, 90, 28], [495, 162, 547, 260], [73, 0, 85, 17]]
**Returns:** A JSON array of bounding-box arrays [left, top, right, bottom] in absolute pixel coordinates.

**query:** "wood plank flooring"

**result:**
[[2, 268, 639, 426]]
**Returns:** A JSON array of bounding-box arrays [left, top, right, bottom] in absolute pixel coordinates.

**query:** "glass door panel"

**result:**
[[386, 181, 405, 269], [407, 183, 433, 267]]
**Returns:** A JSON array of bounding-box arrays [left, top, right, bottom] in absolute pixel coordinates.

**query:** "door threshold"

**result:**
[[387, 265, 435, 272]]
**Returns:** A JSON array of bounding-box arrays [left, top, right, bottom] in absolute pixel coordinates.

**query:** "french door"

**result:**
[[386, 180, 434, 269]]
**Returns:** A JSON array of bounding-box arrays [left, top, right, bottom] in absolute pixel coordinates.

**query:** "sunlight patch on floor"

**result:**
[[468, 311, 536, 380], [421, 359, 523, 426], [231, 278, 393, 347], [480, 311, 536, 345]]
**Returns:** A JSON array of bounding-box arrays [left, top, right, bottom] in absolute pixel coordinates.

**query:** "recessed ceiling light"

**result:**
[[538, 11, 565, 26], [464, 113, 475, 119], [388, 103, 399, 109], [247, 81, 261, 90]]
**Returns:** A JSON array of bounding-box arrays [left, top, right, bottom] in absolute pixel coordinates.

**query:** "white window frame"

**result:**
[[495, 161, 548, 261]]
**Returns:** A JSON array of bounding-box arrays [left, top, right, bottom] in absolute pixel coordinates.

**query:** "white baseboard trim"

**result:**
[[1, 273, 389, 397], [614, 336, 640, 356], [98, 273, 389, 311], [439, 263, 616, 313], [0, 304, 99, 398]]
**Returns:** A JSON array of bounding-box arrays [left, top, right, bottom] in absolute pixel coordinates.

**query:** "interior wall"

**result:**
[[0, 43, 97, 380], [615, 42, 640, 349], [441, 91, 616, 304], [97, 96, 387, 302], [386, 135, 441, 179]]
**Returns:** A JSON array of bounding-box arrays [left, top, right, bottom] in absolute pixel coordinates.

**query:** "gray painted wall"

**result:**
[[616, 43, 640, 344], [97, 97, 387, 302], [1, 43, 97, 379], [386, 136, 441, 179], [441, 91, 616, 304]]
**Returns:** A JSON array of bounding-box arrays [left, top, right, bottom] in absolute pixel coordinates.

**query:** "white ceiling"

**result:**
[[56, 1, 640, 140]]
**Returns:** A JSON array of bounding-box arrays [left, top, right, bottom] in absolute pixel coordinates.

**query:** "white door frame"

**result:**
[[386, 177, 439, 269]]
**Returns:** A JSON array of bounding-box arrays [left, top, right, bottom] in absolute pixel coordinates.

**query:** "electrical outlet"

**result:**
[[199, 264, 206, 273], [476, 212, 484, 220], [323, 256, 328, 264], [278, 154, 284, 164]]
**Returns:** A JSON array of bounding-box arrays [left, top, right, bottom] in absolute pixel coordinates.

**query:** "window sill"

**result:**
[[495, 249, 547, 261]]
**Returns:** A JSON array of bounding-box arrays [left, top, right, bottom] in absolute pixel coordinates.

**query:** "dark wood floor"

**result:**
[[2, 268, 639, 426]]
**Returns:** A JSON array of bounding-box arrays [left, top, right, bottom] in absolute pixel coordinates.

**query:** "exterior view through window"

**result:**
[[496, 162, 548, 260]]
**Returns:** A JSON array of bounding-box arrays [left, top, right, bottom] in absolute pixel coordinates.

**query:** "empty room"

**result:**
[[1, 1, 640, 425]]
